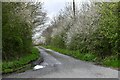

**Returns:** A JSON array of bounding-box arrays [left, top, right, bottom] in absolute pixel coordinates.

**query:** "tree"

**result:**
[[2, 2, 47, 61]]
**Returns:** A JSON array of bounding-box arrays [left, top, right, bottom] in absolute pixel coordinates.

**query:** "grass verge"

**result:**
[[43, 45, 120, 68], [43, 45, 96, 61], [2, 47, 40, 74], [102, 55, 119, 68]]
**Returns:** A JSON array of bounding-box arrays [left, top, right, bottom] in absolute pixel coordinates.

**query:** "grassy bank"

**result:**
[[43, 45, 119, 68], [2, 47, 40, 74]]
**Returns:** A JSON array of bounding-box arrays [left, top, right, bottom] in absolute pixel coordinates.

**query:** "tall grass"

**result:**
[[2, 47, 40, 74]]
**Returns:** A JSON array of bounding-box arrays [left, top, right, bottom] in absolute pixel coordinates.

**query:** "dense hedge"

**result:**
[[91, 2, 119, 57], [2, 3, 33, 61]]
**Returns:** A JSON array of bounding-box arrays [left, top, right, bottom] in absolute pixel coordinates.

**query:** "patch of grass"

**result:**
[[43, 45, 96, 61], [43, 45, 119, 68], [102, 56, 120, 68], [2, 47, 40, 74], [81, 53, 96, 61]]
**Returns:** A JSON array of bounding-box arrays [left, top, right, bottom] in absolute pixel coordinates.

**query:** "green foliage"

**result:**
[[2, 47, 39, 74], [67, 34, 90, 53], [102, 55, 120, 67], [44, 45, 96, 62], [50, 34, 66, 49], [0, 2, 2, 50], [82, 53, 96, 61], [2, 2, 45, 73], [66, 2, 119, 59], [2, 3, 33, 61], [2, 2, 46, 61], [90, 2, 119, 58], [45, 36, 52, 45]]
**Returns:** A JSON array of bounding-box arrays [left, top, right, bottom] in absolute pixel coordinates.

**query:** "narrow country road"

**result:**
[[3, 47, 119, 78]]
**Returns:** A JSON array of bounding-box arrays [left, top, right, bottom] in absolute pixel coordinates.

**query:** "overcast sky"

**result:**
[[38, 0, 117, 20], [40, 0, 90, 21], [33, 0, 91, 39]]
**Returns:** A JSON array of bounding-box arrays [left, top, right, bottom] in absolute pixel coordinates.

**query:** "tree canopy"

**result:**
[[2, 2, 47, 61]]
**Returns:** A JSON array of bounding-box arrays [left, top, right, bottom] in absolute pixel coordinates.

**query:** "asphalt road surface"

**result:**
[[3, 47, 119, 78]]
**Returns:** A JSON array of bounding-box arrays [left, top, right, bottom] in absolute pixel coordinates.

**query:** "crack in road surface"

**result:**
[[3, 47, 119, 78]]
